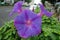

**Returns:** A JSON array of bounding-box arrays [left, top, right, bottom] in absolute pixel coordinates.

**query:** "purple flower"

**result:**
[[39, 4, 52, 17], [9, 1, 24, 16], [13, 2, 52, 38], [14, 9, 41, 38]]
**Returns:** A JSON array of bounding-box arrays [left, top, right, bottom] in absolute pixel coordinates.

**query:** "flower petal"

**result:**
[[9, 1, 24, 16], [24, 9, 37, 20], [14, 13, 26, 30], [39, 4, 52, 17], [14, 9, 41, 38], [17, 25, 29, 38]]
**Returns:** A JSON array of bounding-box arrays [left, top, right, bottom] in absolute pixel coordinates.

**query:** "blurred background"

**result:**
[[0, 0, 60, 26]]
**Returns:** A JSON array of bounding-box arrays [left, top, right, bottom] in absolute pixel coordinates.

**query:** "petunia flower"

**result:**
[[14, 2, 52, 38], [14, 9, 42, 38], [38, 4, 52, 17], [9, 1, 24, 16]]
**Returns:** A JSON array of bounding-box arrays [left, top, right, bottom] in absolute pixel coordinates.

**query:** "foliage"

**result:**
[[0, 15, 60, 40], [0, 20, 20, 40], [0, 4, 60, 40], [34, 6, 40, 13], [25, 0, 31, 3]]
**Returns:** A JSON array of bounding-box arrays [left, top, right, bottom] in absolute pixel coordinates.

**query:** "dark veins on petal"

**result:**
[[31, 16, 40, 21], [14, 21, 26, 24], [33, 25, 41, 34], [25, 10, 29, 20]]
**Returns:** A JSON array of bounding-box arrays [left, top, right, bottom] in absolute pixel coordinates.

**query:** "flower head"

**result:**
[[14, 9, 41, 38], [39, 4, 52, 17], [12, 1, 52, 38], [9, 1, 24, 16]]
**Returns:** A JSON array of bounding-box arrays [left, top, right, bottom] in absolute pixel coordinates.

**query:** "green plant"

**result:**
[[0, 15, 60, 40], [0, 5, 60, 40], [0, 20, 20, 40], [34, 6, 40, 13]]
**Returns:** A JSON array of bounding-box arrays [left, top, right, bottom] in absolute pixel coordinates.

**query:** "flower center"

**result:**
[[18, 9, 22, 13], [26, 20, 32, 26]]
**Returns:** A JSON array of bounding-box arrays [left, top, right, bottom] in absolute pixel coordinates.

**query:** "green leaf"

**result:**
[[42, 27, 52, 36], [49, 34, 57, 40], [0, 34, 2, 40], [4, 29, 12, 39], [53, 29, 60, 35]]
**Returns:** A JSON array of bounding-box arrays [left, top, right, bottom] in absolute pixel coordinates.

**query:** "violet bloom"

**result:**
[[14, 3, 52, 38], [9, 1, 24, 16], [14, 9, 42, 38], [39, 4, 52, 17]]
